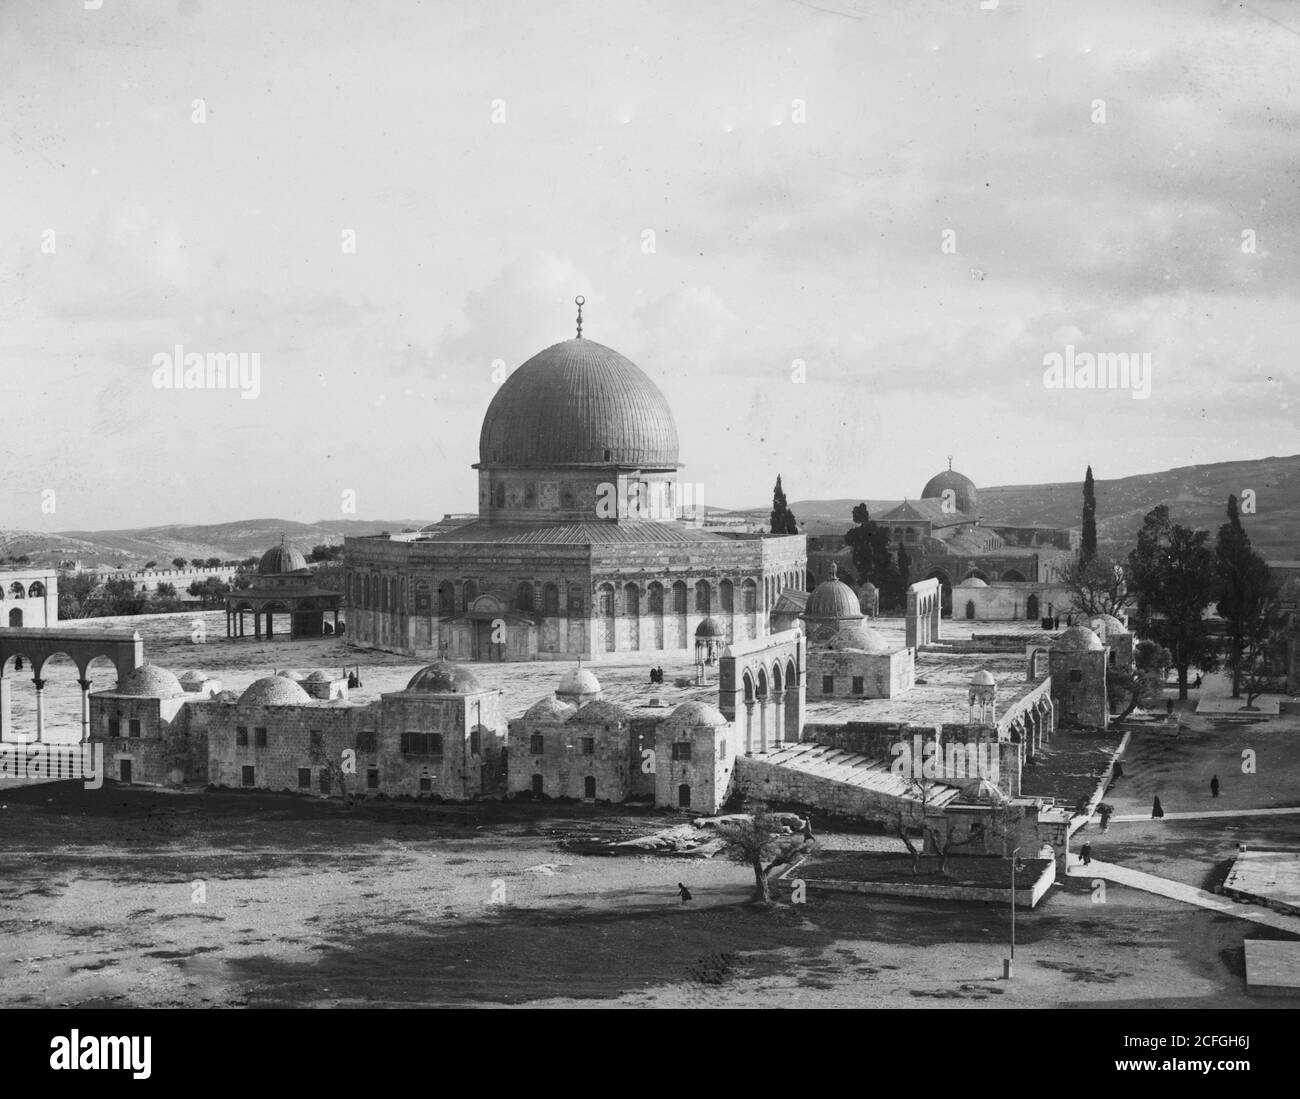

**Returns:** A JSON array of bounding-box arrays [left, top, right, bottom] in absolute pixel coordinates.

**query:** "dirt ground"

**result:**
[[1, 781, 1295, 1008]]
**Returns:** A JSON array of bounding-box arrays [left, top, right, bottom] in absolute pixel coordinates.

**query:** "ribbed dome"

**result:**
[[570, 700, 628, 725], [666, 701, 728, 728], [478, 339, 680, 468], [258, 541, 308, 575], [1088, 614, 1130, 638], [957, 576, 988, 588], [694, 617, 726, 640], [970, 669, 996, 686], [524, 696, 577, 722], [921, 468, 978, 515], [1053, 625, 1103, 652], [239, 676, 312, 706], [116, 664, 185, 698], [805, 577, 864, 621], [406, 661, 481, 694], [959, 778, 1007, 806]]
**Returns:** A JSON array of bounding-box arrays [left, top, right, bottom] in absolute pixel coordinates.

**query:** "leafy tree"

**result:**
[[57, 571, 100, 619], [896, 544, 912, 594], [308, 543, 344, 563], [769, 475, 799, 535], [1061, 550, 1130, 618], [204, 556, 222, 568], [149, 582, 183, 613], [172, 557, 188, 569], [143, 560, 157, 569], [1214, 494, 1276, 698], [100, 576, 147, 616], [1127, 505, 1218, 700], [187, 577, 231, 608], [714, 803, 810, 903], [1081, 466, 1098, 565], [189, 557, 205, 568], [1108, 638, 1172, 721], [231, 565, 256, 591]]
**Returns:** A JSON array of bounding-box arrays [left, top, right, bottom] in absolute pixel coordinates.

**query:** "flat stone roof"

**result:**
[[1244, 939, 1300, 994], [1223, 848, 1300, 915]]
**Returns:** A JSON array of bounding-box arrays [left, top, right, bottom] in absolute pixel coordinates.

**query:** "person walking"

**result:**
[[1080, 842, 1092, 866], [677, 882, 692, 903], [1210, 775, 1220, 799], [1152, 795, 1164, 819]]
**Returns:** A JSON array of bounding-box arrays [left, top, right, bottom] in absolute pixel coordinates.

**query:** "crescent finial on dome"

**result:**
[[575, 295, 585, 339]]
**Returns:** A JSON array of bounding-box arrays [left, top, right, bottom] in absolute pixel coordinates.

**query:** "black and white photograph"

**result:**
[[0, 0, 1297, 1057]]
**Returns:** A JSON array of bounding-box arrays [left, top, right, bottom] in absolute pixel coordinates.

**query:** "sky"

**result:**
[[1, 0, 1297, 531]]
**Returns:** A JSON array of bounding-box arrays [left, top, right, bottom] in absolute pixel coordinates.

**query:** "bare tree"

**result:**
[[714, 803, 810, 903], [1060, 551, 1130, 618]]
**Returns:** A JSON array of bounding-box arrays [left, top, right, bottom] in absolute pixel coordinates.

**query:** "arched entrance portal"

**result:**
[[965, 601, 976, 620], [1026, 593, 1040, 620], [8, 609, 20, 627]]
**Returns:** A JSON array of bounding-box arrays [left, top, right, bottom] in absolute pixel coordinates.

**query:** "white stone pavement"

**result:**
[[1109, 807, 1300, 822], [1067, 858, 1300, 936]]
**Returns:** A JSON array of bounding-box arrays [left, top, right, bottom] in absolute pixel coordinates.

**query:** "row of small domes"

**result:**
[[523, 695, 727, 728]]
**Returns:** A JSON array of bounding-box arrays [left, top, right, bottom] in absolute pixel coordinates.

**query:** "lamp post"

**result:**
[[1005, 847, 1025, 979]]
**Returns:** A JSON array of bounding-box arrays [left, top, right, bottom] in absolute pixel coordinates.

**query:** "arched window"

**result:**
[[694, 580, 711, 614], [647, 581, 664, 614], [462, 580, 478, 612], [493, 483, 505, 509], [905, 527, 917, 543], [438, 582, 454, 616], [9, 582, 25, 599], [380, 579, 389, 612], [720, 579, 734, 613], [598, 583, 615, 617], [516, 582, 534, 612], [27, 582, 44, 598], [624, 583, 640, 617], [672, 581, 687, 614], [542, 582, 560, 616], [362, 575, 371, 608], [741, 578, 757, 613], [965, 601, 976, 620]]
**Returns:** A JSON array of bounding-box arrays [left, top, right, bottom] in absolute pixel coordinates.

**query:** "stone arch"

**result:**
[[8, 608, 21, 627], [719, 578, 734, 614], [1001, 568, 1027, 583], [1026, 593, 1039, 620], [462, 580, 479, 612], [27, 581, 44, 598], [516, 581, 535, 613], [8, 582, 25, 599], [599, 582, 616, 652], [965, 600, 976, 620], [694, 579, 711, 614]]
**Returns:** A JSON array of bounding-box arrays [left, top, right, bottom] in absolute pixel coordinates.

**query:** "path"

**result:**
[[1067, 858, 1300, 936], [1109, 806, 1300, 823]]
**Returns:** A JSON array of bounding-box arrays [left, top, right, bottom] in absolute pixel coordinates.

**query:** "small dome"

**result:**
[[523, 696, 577, 722], [406, 661, 481, 694], [1088, 614, 1130, 637], [970, 669, 996, 686], [957, 576, 988, 588], [239, 676, 313, 706], [695, 617, 726, 640], [570, 700, 628, 725], [666, 701, 728, 728], [178, 669, 205, 683], [826, 623, 891, 653], [959, 778, 1007, 806], [921, 467, 978, 514], [557, 667, 601, 696], [275, 669, 301, 679], [305, 669, 332, 682], [116, 664, 185, 698], [1053, 625, 1103, 652], [859, 581, 879, 595], [805, 572, 865, 621], [258, 540, 309, 575], [215, 689, 240, 704]]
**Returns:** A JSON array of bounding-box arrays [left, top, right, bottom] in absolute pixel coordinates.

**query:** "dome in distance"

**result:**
[[695, 617, 726, 640], [921, 467, 978, 515], [666, 701, 728, 729], [524, 696, 577, 723], [557, 667, 601, 697], [258, 540, 308, 575], [970, 669, 996, 687], [239, 676, 313, 706], [116, 664, 186, 698], [957, 576, 988, 588], [1053, 625, 1104, 652], [479, 338, 680, 469], [406, 661, 481, 694], [805, 575, 865, 621]]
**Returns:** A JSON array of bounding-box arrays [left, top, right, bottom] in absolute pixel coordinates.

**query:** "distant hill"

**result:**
[[0, 519, 433, 569], [731, 455, 1300, 559]]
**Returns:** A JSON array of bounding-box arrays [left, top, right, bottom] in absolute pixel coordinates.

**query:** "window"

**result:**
[[108, 716, 121, 738], [255, 727, 268, 748], [719, 740, 727, 759], [319, 772, 331, 793], [852, 676, 864, 695], [1069, 669, 1083, 683], [822, 675, 834, 694], [356, 730, 376, 753], [581, 737, 595, 755], [400, 732, 443, 755], [470, 729, 481, 756], [128, 719, 142, 738], [671, 741, 692, 762], [236, 726, 249, 747], [366, 768, 379, 789], [419, 776, 432, 792], [530, 734, 545, 754], [298, 768, 311, 788], [241, 765, 255, 787], [310, 730, 322, 751]]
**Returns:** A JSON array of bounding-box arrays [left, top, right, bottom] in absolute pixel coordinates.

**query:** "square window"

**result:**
[[530, 734, 544, 754], [310, 730, 322, 750], [852, 676, 864, 695], [822, 675, 834, 694], [297, 768, 311, 788], [241, 765, 255, 787], [671, 742, 692, 762], [366, 768, 379, 789], [108, 717, 121, 738], [128, 718, 142, 738], [236, 726, 248, 747], [419, 776, 432, 792], [581, 737, 595, 755], [428, 733, 443, 755], [1069, 669, 1083, 683], [356, 730, 376, 753], [255, 727, 268, 748]]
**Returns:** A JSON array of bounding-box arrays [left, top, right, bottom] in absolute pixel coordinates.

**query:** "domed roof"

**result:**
[[921, 465, 978, 514], [258, 539, 308, 575], [524, 696, 577, 722], [116, 664, 185, 698], [178, 669, 204, 683], [557, 667, 601, 696], [957, 576, 988, 588], [305, 669, 332, 682], [970, 669, 996, 686], [1088, 614, 1130, 637], [405, 661, 481, 694], [805, 569, 865, 621], [826, 623, 891, 653], [695, 617, 726, 640], [478, 338, 680, 469], [570, 699, 628, 725], [239, 675, 313, 706], [958, 778, 1007, 806], [666, 701, 728, 728], [859, 581, 879, 595], [1053, 625, 1103, 652]]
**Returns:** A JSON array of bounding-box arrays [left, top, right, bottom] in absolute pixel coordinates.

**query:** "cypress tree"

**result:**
[[1081, 466, 1098, 564]]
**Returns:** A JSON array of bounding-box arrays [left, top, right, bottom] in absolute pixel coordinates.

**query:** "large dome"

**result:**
[[478, 339, 680, 468], [258, 540, 308, 575], [805, 576, 865, 621], [921, 468, 978, 515]]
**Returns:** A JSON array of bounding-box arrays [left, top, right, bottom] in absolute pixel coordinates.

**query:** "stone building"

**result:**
[[953, 577, 1072, 623], [1086, 614, 1133, 668], [802, 570, 914, 700], [0, 569, 59, 628], [654, 701, 741, 812], [1048, 625, 1109, 728], [92, 664, 214, 786], [224, 539, 342, 641], [343, 310, 806, 662]]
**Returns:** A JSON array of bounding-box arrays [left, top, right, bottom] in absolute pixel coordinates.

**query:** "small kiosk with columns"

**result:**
[[716, 629, 805, 756]]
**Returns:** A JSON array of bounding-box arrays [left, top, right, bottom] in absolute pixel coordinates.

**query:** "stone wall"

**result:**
[[807, 647, 913, 699], [653, 718, 740, 814], [734, 753, 926, 827]]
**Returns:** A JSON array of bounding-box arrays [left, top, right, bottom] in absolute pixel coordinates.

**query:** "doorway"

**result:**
[[119, 759, 132, 783]]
